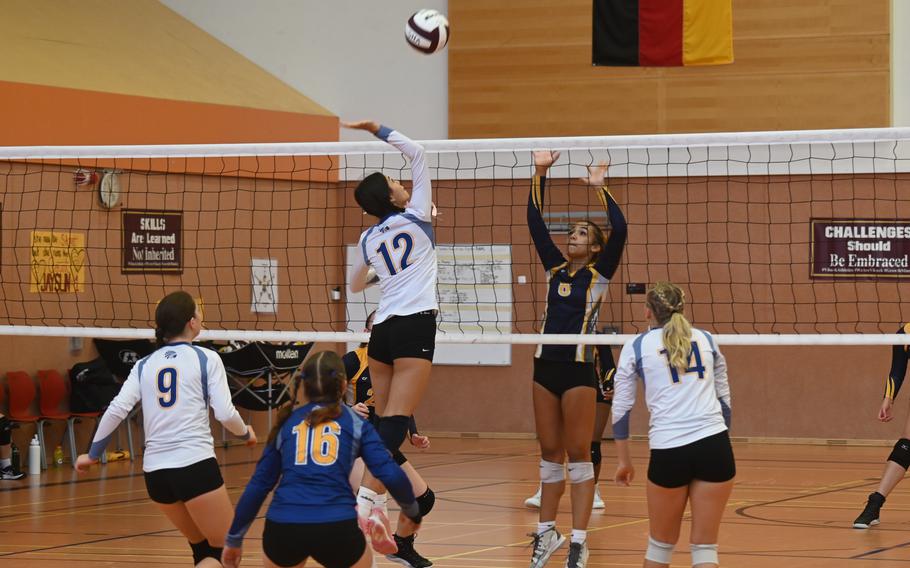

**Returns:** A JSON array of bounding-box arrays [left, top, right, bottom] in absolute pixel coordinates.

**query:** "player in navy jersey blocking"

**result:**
[[612, 282, 734, 568], [527, 151, 627, 568], [853, 322, 910, 529], [343, 120, 437, 568], [75, 291, 257, 566], [222, 351, 420, 568], [524, 340, 615, 510]]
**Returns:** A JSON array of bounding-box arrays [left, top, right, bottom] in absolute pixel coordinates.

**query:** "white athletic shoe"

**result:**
[[592, 488, 604, 510], [528, 527, 566, 568], [524, 486, 542, 508]]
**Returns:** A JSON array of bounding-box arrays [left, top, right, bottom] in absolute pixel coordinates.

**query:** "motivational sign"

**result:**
[[811, 219, 910, 279], [30, 231, 86, 293], [122, 210, 182, 273]]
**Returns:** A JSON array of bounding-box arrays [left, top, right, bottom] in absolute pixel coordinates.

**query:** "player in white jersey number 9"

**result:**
[[75, 291, 257, 566]]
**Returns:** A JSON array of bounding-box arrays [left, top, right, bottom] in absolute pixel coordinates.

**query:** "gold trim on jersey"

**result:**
[[886, 376, 897, 399], [352, 346, 369, 382], [532, 176, 543, 211]]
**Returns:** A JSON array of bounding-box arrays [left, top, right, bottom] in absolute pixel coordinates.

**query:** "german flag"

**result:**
[[593, 0, 733, 67]]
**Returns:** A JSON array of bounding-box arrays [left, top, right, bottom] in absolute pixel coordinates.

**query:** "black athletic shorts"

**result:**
[[533, 358, 597, 397], [368, 310, 437, 364], [144, 457, 224, 504], [262, 517, 366, 568], [648, 430, 736, 488]]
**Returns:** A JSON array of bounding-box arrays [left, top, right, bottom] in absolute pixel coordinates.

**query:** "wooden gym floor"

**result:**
[[0, 438, 907, 567]]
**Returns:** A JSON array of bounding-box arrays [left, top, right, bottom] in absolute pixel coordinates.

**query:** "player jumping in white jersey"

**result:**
[[75, 291, 257, 566], [344, 119, 437, 568], [612, 282, 734, 568]]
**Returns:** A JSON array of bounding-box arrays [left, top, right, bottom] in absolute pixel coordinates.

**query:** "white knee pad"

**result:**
[[690, 543, 718, 566], [645, 536, 674, 564], [539, 460, 565, 484], [567, 461, 594, 484]]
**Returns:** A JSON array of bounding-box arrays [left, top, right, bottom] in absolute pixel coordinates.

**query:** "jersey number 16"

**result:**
[[293, 420, 341, 466]]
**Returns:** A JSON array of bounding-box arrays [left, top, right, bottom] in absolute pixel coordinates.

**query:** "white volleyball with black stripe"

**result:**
[[405, 9, 449, 54]]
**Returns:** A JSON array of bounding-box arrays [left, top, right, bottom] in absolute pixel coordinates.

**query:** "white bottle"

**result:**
[[28, 435, 41, 476]]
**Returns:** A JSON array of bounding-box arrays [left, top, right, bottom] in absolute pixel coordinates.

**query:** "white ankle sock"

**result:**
[[357, 486, 383, 518], [537, 521, 556, 535], [571, 529, 587, 544]]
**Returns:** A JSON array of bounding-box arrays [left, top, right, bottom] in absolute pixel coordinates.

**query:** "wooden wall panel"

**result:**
[[449, 0, 890, 137]]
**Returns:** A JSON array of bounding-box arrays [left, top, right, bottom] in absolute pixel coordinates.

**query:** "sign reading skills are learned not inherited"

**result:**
[[811, 218, 910, 279], [122, 210, 182, 273]]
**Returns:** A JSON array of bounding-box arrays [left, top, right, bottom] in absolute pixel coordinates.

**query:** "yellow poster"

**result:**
[[30, 231, 86, 293]]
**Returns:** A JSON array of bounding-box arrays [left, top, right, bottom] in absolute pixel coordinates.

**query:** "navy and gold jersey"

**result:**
[[343, 346, 373, 408], [885, 323, 910, 399], [528, 175, 627, 362], [595, 343, 616, 402], [226, 403, 415, 547]]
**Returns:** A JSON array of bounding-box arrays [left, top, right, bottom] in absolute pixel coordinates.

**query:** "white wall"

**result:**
[[160, 0, 448, 141], [894, 0, 910, 126]]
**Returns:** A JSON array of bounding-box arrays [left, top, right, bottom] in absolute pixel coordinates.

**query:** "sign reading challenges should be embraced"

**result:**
[[122, 210, 183, 273], [811, 219, 910, 279]]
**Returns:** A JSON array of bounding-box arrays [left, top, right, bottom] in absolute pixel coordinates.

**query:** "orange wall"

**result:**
[[0, 81, 338, 146]]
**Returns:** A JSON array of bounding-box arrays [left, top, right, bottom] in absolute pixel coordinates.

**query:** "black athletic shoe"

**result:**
[[853, 492, 885, 528], [0, 466, 24, 480], [387, 534, 433, 567]]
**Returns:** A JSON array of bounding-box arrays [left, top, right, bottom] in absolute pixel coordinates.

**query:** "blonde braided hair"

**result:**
[[646, 282, 692, 372]]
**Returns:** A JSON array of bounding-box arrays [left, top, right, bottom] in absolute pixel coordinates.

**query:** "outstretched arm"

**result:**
[[582, 163, 626, 279], [343, 120, 432, 222], [528, 151, 567, 271]]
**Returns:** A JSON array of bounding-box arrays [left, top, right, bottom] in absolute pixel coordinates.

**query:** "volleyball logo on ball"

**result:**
[[405, 9, 449, 54]]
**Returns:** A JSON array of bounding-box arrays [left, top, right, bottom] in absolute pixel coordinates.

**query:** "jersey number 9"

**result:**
[[293, 420, 341, 466], [157, 367, 178, 408]]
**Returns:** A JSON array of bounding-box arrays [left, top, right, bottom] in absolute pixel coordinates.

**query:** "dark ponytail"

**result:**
[[266, 350, 348, 445], [154, 291, 196, 347], [304, 351, 347, 426]]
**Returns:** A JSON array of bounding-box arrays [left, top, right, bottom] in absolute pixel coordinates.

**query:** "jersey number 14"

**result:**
[[660, 341, 706, 384]]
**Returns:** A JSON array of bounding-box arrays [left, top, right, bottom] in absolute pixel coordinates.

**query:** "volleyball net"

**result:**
[[2, 127, 910, 347]]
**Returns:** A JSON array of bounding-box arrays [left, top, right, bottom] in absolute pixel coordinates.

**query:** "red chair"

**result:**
[[37, 370, 102, 469], [6, 371, 44, 468]]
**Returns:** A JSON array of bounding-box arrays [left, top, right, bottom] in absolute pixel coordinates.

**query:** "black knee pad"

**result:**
[[590, 442, 602, 466], [889, 438, 910, 470], [378, 415, 410, 453], [0, 416, 10, 446], [189, 540, 210, 565], [417, 487, 436, 517]]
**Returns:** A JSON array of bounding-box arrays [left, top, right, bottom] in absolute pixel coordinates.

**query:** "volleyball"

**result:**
[[405, 9, 449, 54]]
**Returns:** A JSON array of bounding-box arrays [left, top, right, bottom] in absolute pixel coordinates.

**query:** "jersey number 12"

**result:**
[[376, 232, 414, 275]]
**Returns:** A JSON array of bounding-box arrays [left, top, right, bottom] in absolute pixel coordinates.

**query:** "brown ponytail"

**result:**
[[266, 350, 348, 445], [303, 351, 347, 426]]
